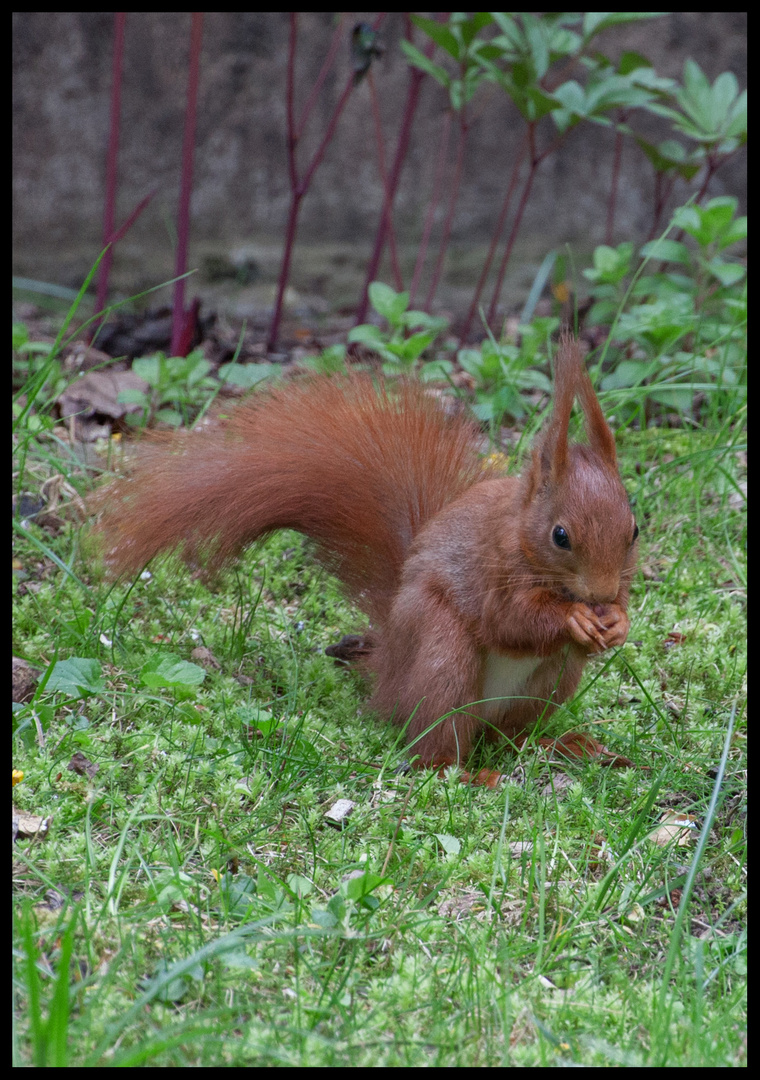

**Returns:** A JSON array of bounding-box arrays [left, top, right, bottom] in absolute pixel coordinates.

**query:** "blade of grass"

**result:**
[[654, 701, 739, 1030]]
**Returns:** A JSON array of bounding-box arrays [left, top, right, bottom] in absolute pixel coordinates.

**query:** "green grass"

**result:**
[[13, 325, 746, 1066]]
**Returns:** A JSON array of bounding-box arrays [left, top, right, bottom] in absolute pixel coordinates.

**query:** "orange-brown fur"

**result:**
[[93, 335, 638, 769]]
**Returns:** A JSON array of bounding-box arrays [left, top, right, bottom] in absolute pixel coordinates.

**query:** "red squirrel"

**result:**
[[94, 334, 638, 772]]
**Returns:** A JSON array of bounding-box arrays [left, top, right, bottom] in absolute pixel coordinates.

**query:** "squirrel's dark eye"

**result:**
[[632, 523, 639, 543], [552, 525, 571, 550]]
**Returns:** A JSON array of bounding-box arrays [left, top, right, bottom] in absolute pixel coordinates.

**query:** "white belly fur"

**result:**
[[479, 651, 541, 716]]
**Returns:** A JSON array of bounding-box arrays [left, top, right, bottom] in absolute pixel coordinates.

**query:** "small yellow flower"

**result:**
[[12, 770, 24, 787], [482, 451, 510, 473], [552, 280, 571, 303]]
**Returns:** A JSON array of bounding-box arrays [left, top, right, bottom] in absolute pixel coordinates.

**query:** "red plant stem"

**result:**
[[410, 108, 451, 307], [654, 144, 741, 250], [285, 13, 299, 193], [303, 73, 361, 189], [267, 15, 304, 353], [459, 133, 527, 340], [605, 114, 627, 246], [486, 122, 538, 328], [171, 12, 204, 357], [295, 14, 347, 141], [268, 71, 355, 350], [648, 171, 664, 240], [693, 152, 719, 206], [424, 108, 468, 311], [269, 197, 303, 349], [89, 192, 158, 347], [355, 20, 436, 326], [457, 50, 586, 339], [269, 14, 385, 348], [93, 12, 126, 337], [109, 189, 158, 250], [175, 296, 201, 359], [368, 67, 402, 290], [648, 170, 677, 240], [659, 149, 729, 268]]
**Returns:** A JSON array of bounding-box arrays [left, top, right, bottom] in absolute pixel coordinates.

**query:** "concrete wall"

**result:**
[[13, 12, 746, 314]]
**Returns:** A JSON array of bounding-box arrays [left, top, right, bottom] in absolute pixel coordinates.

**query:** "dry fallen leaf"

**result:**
[[438, 889, 487, 920], [324, 798, 357, 829], [650, 811, 698, 847], [57, 370, 150, 435], [13, 806, 52, 841], [191, 646, 222, 670], [13, 657, 40, 704], [67, 751, 99, 780]]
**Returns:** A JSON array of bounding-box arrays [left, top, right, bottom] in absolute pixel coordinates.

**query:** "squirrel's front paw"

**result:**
[[592, 603, 630, 649], [567, 602, 629, 652]]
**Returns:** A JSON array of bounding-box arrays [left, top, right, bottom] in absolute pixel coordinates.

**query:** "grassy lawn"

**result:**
[[13, 327, 746, 1066]]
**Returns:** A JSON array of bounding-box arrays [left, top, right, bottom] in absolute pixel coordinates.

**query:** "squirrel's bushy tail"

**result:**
[[93, 374, 483, 621]]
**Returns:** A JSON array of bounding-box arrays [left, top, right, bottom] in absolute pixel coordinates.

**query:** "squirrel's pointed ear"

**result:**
[[520, 334, 583, 502], [576, 365, 618, 465], [540, 332, 583, 478], [556, 331, 618, 466]]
